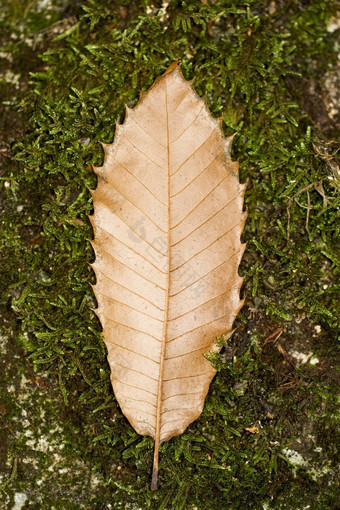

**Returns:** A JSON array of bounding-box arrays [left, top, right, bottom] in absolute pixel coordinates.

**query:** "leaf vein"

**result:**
[[95, 224, 167, 276], [170, 148, 225, 200], [131, 117, 166, 148], [114, 157, 167, 206], [168, 313, 230, 343], [171, 127, 218, 176], [96, 290, 163, 323], [171, 190, 243, 248], [97, 178, 167, 234], [171, 220, 244, 272], [170, 105, 204, 144], [119, 394, 157, 408], [124, 134, 165, 171], [110, 360, 159, 382], [93, 266, 164, 311], [98, 202, 167, 260], [97, 245, 166, 290], [113, 378, 157, 397], [102, 315, 162, 343], [170, 251, 243, 298]]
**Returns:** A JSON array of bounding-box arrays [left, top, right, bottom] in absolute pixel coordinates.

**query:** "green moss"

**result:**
[[0, 0, 339, 508]]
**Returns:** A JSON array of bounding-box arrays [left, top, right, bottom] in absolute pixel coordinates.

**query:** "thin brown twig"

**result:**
[[263, 327, 284, 346]]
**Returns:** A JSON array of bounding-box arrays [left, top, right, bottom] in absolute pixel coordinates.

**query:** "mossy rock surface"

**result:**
[[0, 1, 339, 509]]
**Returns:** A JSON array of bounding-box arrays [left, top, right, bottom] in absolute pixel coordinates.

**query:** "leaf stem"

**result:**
[[151, 440, 159, 490]]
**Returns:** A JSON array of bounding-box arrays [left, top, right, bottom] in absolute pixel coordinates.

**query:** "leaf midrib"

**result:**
[[151, 74, 171, 489]]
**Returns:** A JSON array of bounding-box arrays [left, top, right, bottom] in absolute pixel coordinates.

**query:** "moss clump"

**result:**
[[0, 0, 339, 508]]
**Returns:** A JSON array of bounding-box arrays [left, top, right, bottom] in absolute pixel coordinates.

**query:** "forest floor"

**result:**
[[0, 1, 339, 509]]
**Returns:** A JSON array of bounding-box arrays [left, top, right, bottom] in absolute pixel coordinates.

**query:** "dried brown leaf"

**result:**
[[245, 426, 260, 434], [89, 63, 246, 489]]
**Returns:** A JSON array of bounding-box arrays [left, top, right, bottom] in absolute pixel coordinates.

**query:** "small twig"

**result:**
[[276, 343, 296, 370], [263, 327, 284, 346], [278, 380, 298, 391]]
